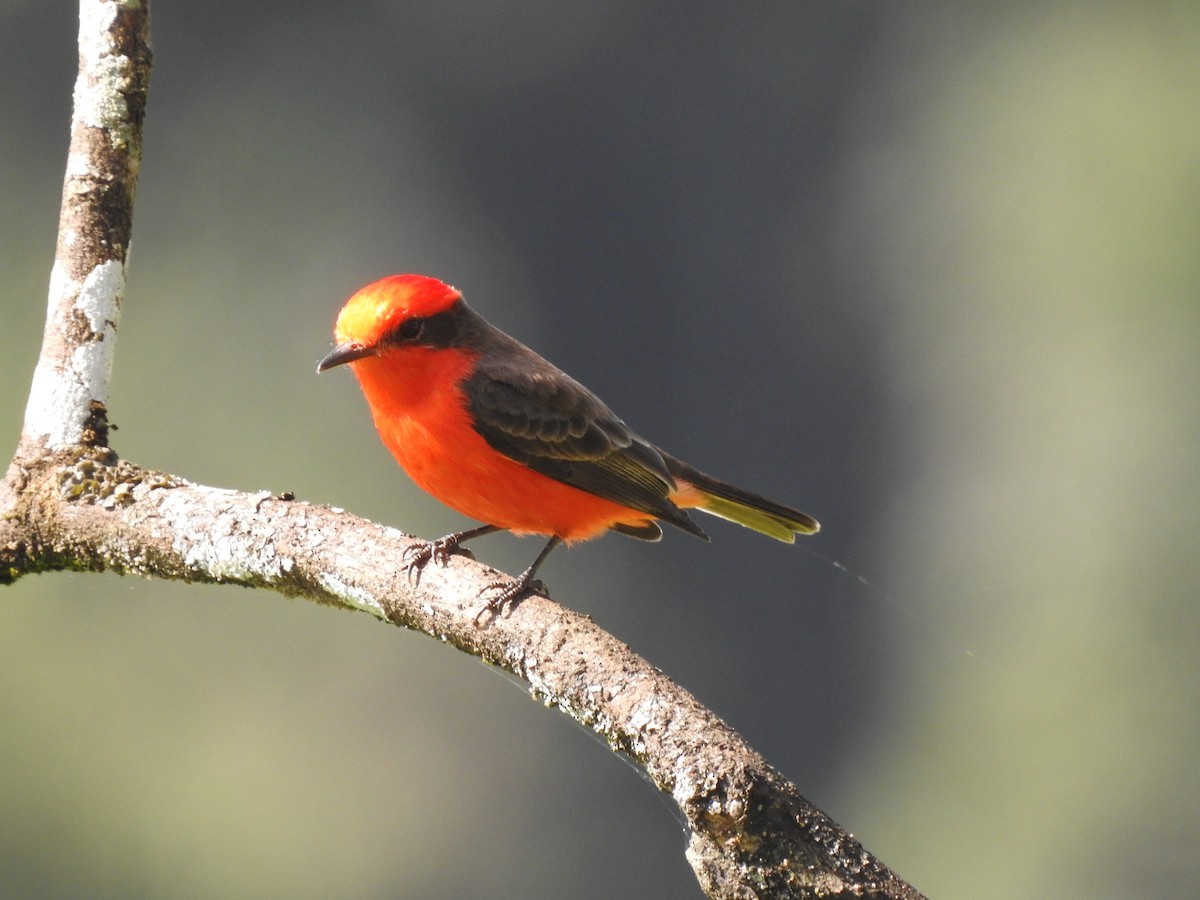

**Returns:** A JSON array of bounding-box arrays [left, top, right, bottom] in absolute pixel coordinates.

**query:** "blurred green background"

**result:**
[[3, 3, 1198, 897]]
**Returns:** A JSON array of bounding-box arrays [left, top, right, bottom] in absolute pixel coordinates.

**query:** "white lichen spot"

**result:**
[[627, 698, 662, 735], [76, 3, 123, 119], [318, 572, 385, 618], [76, 58, 134, 134], [23, 260, 124, 449], [77, 260, 124, 335], [79, 0, 120, 48]]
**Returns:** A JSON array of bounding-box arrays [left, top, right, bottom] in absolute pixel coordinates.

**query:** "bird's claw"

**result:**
[[403, 536, 472, 585], [473, 577, 547, 627]]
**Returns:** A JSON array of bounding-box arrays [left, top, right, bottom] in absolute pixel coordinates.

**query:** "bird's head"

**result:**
[[317, 274, 464, 372]]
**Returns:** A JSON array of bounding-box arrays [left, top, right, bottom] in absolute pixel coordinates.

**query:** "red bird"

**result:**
[[318, 274, 818, 618]]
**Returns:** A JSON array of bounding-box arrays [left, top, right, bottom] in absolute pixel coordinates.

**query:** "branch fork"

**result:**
[[1, 3, 924, 897]]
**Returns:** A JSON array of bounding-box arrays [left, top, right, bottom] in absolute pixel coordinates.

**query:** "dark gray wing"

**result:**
[[462, 328, 707, 540]]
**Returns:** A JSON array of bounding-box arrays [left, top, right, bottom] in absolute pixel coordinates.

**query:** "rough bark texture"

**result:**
[[1, 3, 926, 897], [23, 0, 150, 455], [1, 452, 924, 899]]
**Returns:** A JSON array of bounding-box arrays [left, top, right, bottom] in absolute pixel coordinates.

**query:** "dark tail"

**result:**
[[665, 457, 819, 543]]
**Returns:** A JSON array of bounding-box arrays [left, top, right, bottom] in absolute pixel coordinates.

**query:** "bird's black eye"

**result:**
[[389, 307, 462, 348]]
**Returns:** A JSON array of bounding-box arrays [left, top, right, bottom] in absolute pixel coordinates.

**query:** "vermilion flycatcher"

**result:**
[[319, 274, 818, 618]]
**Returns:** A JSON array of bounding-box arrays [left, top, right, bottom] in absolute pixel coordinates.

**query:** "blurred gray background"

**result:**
[[3, 3, 1198, 898]]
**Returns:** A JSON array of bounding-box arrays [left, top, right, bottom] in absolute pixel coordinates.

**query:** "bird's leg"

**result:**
[[403, 524, 502, 585], [475, 535, 564, 626]]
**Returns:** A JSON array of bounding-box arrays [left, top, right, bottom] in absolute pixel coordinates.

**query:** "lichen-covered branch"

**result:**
[[22, 0, 150, 454], [1, 449, 923, 899], [0, 3, 926, 897]]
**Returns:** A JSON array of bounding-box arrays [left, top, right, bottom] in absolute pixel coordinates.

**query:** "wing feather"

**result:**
[[462, 330, 706, 539]]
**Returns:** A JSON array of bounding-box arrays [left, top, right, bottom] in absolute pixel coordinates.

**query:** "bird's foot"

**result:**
[[473, 534, 561, 626], [473, 576, 548, 627], [402, 534, 474, 586]]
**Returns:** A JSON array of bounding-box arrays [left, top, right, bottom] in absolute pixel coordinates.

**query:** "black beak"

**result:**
[[316, 341, 376, 373]]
